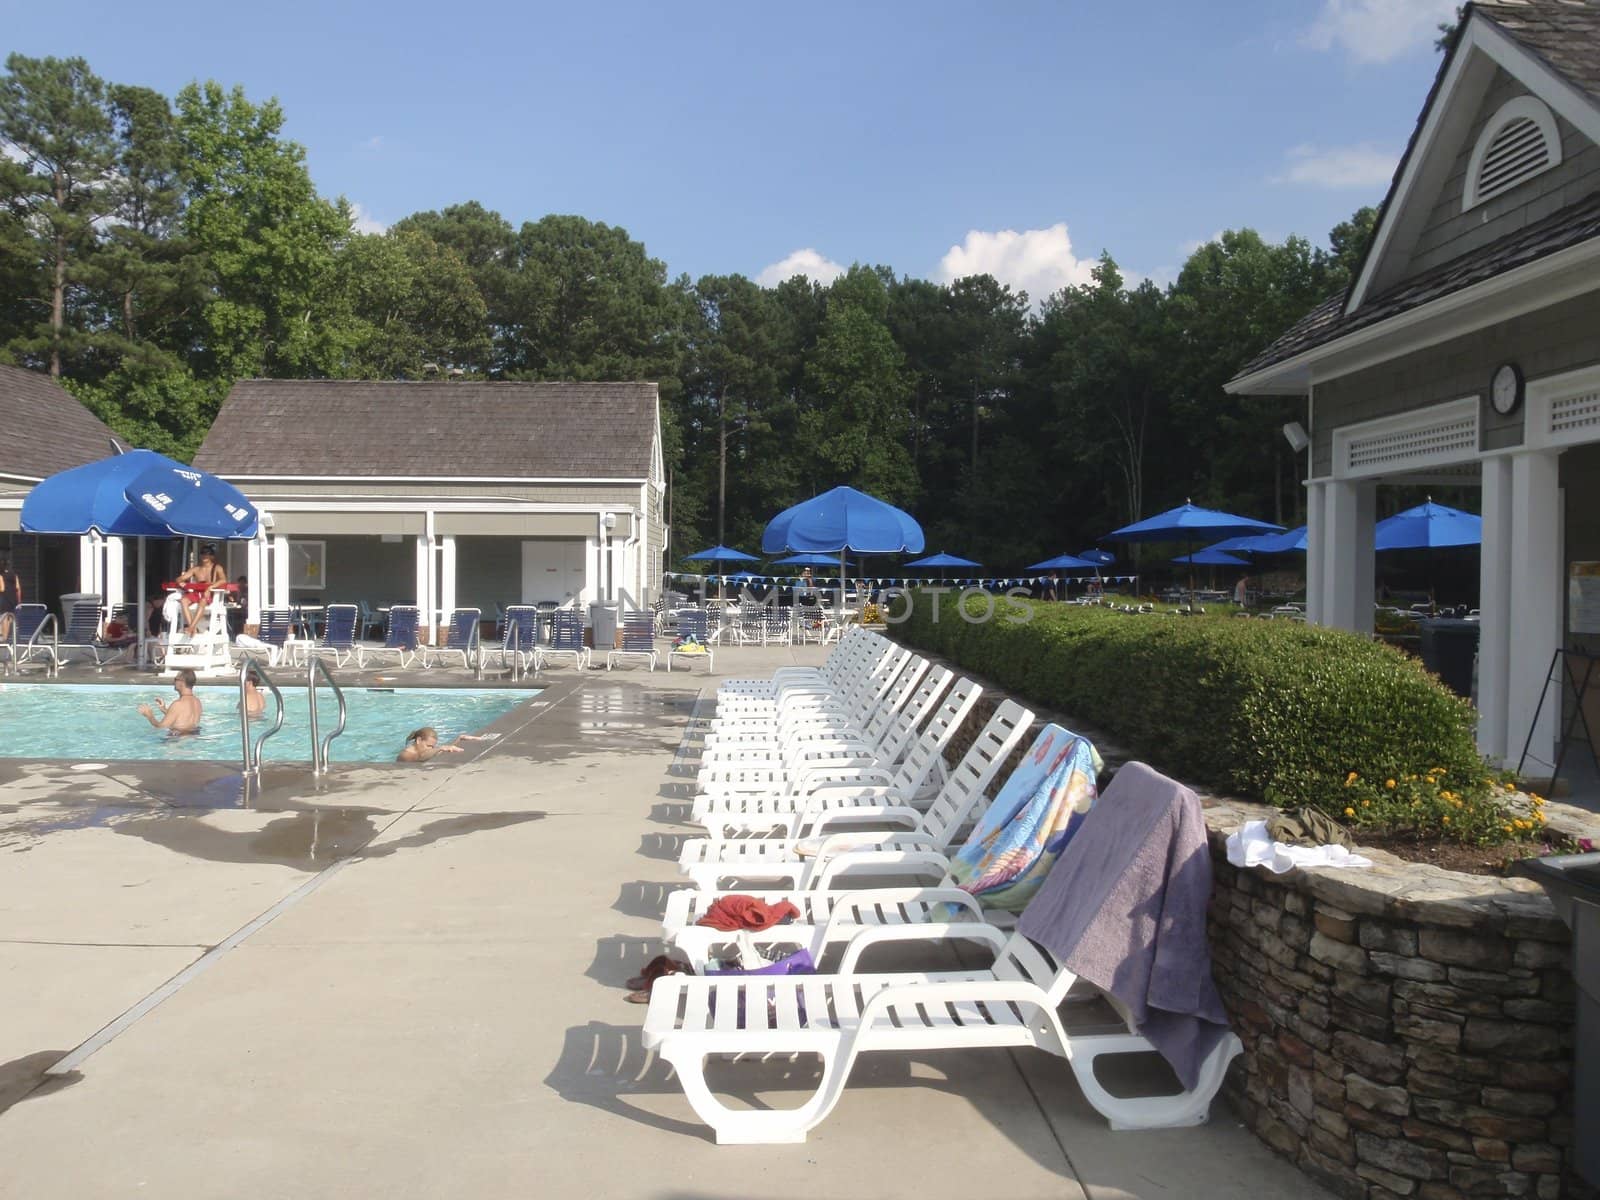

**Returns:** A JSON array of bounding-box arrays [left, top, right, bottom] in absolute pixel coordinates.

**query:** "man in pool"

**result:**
[[138, 668, 203, 734], [397, 726, 490, 763]]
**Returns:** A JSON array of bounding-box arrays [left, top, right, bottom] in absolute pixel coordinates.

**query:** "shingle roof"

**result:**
[[193, 379, 659, 479], [1478, 0, 1600, 105], [0, 364, 121, 481], [1234, 190, 1600, 379]]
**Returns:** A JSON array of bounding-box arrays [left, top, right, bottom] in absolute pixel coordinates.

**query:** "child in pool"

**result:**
[[397, 726, 490, 763]]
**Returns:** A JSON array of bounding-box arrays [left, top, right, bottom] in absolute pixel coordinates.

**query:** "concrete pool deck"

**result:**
[[0, 645, 1326, 1199]]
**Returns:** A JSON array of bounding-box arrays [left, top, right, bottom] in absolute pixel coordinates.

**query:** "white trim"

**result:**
[[1347, 16, 1600, 314], [247, 499, 628, 515], [1331, 396, 1480, 480], [1462, 95, 1562, 211], [220, 474, 647, 485], [1526, 362, 1600, 451], [1227, 235, 1600, 395]]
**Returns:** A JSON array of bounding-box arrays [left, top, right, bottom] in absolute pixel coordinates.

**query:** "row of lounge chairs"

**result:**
[[637, 627, 1242, 1145]]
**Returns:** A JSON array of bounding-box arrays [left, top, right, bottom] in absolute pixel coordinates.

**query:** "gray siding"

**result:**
[[288, 535, 415, 610], [1404, 69, 1600, 279], [455, 536, 524, 617], [1311, 289, 1600, 476]]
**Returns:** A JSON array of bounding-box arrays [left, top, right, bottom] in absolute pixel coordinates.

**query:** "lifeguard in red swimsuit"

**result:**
[[174, 545, 229, 635]]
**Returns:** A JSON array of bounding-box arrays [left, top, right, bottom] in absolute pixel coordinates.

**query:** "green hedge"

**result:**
[[891, 594, 1496, 823]]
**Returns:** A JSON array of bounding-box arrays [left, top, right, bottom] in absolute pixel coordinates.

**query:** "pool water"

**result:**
[[0, 684, 536, 763]]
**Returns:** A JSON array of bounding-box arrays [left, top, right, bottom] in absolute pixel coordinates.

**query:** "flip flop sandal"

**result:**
[[623, 988, 652, 1004]]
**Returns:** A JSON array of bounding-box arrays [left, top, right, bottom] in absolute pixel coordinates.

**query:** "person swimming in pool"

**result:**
[[241, 670, 266, 718], [138, 668, 203, 735], [396, 726, 489, 763]]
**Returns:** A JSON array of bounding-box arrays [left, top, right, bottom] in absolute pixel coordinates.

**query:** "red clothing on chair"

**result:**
[[694, 894, 800, 932]]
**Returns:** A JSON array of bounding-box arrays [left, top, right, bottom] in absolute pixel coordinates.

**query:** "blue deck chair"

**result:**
[[54, 597, 129, 670], [762, 605, 792, 646], [313, 604, 359, 667], [357, 605, 420, 669], [606, 610, 658, 671], [249, 608, 300, 666], [534, 609, 590, 671], [2, 602, 58, 675], [423, 608, 481, 669], [496, 605, 540, 673], [667, 609, 715, 673]]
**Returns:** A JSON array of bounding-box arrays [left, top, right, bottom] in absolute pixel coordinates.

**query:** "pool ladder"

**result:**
[[237, 652, 348, 778]]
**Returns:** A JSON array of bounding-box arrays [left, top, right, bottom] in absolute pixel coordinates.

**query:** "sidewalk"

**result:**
[[0, 644, 1325, 1198]]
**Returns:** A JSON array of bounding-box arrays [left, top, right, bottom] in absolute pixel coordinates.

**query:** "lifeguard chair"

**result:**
[[160, 581, 236, 679]]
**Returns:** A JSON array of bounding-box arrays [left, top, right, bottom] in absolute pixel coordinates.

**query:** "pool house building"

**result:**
[[1228, 0, 1600, 778], [192, 379, 668, 640]]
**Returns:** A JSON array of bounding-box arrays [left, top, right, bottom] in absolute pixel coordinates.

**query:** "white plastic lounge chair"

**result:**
[[708, 640, 905, 731], [607, 611, 658, 671], [677, 697, 1033, 889], [535, 609, 590, 671], [641, 923, 1242, 1144], [691, 671, 973, 833], [660, 884, 988, 972], [715, 628, 876, 697], [423, 608, 481, 669]]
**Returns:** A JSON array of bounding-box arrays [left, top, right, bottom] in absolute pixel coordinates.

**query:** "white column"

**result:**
[[414, 532, 431, 641], [104, 537, 126, 614], [1306, 482, 1327, 625], [1321, 480, 1375, 633], [246, 533, 266, 625], [439, 534, 458, 621], [271, 534, 291, 611], [1477, 456, 1514, 762], [1506, 449, 1562, 775], [79, 535, 102, 599]]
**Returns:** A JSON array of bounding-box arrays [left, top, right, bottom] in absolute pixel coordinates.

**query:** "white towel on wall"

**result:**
[[1226, 819, 1373, 874]]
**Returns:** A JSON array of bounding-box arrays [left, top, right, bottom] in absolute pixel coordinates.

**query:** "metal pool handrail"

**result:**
[[306, 654, 348, 775], [237, 653, 286, 777]]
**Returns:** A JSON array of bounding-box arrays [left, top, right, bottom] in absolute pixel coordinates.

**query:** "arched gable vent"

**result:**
[[1463, 96, 1563, 211]]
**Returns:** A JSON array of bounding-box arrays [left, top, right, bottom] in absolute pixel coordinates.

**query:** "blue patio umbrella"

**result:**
[[1105, 501, 1282, 608], [1173, 549, 1250, 566], [22, 447, 260, 659], [684, 544, 759, 565], [1374, 501, 1480, 551], [1027, 553, 1100, 571], [762, 485, 924, 604], [905, 551, 982, 585], [1376, 501, 1480, 611]]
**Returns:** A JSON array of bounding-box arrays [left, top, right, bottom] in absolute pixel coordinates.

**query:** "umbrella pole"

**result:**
[[136, 537, 147, 666], [839, 549, 846, 612]]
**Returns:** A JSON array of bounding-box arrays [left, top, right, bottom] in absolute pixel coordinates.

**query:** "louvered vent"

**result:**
[[1464, 98, 1561, 211]]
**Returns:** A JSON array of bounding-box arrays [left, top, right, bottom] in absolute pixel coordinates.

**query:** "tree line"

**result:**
[[1, 53, 1376, 570]]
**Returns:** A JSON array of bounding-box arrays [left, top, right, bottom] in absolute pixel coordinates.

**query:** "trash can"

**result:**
[[1418, 618, 1479, 697], [1511, 851, 1600, 1185], [589, 603, 620, 651]]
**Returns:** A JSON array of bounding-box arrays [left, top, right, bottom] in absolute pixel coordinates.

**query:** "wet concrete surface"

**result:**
[[0, 645, 1326, 1198]]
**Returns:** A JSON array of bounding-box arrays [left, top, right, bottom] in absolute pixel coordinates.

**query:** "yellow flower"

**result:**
[[1532, 795, 1545, 806], [1442, 815, 1451, 824], [1343, 807, 1355, 817], [1361, 799, 1371, 807], [1504, 825, 1514, 834], [1385, 779, 1396, 789], [1529, 793, 1543, 803]]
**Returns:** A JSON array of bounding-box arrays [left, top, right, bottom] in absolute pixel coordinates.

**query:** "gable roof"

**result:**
[[0, 364, 121, 483], [194, 380, 660, 480], [1233, 188, 1600, 379], [1344, 0, 1600, 315], [1229, 0, 1600, 393]]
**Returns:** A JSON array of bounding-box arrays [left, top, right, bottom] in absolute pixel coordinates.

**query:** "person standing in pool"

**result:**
[[138, 668, 203, 734], [396, 727, 488, 763], [241, 671, 267, 718]]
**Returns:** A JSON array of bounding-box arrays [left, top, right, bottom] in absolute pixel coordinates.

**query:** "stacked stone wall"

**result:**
[[1203, 808, 1590, 1200]]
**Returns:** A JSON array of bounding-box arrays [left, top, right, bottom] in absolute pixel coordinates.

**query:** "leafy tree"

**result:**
[[0, 54, 118, 377], [333, 229, 491, 377], [175, 80, 350, 381]]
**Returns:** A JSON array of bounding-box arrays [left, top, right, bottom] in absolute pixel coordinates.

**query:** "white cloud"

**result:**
[[1303, 0, 1458, 64], [756, 247, 846, 287], [1273, 142, 1398, 189], [349, 202, 389, 235], [936, 223, 1097, 303]]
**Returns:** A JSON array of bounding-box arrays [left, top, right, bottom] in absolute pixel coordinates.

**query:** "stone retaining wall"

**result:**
[[1203, 799, 1591, 1200]]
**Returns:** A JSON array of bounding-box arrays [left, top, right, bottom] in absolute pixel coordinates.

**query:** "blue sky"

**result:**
[[8, 0, 1458, 296]]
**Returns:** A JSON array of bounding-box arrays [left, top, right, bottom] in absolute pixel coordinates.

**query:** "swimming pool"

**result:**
[[0, 684, 537, 763]]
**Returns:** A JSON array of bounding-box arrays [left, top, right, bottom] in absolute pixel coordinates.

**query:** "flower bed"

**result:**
[[890, 595, 1527, 843]]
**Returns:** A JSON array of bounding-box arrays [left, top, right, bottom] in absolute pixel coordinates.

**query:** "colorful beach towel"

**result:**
[[947, 723, 1101, 912]]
